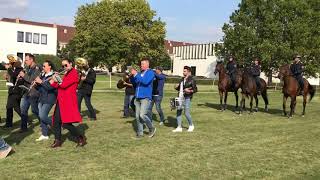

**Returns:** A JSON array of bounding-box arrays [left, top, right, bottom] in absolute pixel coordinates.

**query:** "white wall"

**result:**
[[172, 43, 217, 78], [0, 21, 57, 63]]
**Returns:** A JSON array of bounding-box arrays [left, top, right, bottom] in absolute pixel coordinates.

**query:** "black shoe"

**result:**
[[76, 135, 87, 147], [18, 128, 28, 133], [257, 91, 261, 95], [300, 91, 304, 95]]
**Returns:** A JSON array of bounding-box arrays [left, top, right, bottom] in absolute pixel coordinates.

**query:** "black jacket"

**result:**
[[175, 76, 198, 99], [226, 61, 237, 74], [290, 62, 303, 76], [37, 73, 57, 104], [7, 67, 24, 96], [251, 64, 261, 77], [78, 68, 96, 95]]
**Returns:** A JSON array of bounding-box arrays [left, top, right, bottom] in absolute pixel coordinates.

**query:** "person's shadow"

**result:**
[[2, 114, 39, 145], [80, 109, 101, 118], [64, 123, 89, 143]]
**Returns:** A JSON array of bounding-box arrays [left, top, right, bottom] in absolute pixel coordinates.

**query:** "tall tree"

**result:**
[[71, 0, 169, 69], [215, 0, 320, 83]]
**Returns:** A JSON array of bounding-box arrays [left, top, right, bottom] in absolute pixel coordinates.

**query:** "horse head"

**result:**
[[214, 61, 224, 75], [278, 64, 291, 80]]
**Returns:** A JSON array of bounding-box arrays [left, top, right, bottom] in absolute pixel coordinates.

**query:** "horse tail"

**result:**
[[308, 83, 315, 102]]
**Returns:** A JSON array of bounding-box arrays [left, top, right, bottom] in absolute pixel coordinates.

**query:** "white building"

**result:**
[[171, 43, 217, 78], [0, 18, 58, 63]]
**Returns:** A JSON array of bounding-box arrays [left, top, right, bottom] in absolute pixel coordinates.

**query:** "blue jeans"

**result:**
[[78, 93, 96, 119], [20, 96, 39, 130], [124, 94, 134, 117], [148, 95, 165, 122], [134, 98, 154, 136], [0, 138, 10, 151], [38, 103, 54, 136], [176, 98, 193, 127]]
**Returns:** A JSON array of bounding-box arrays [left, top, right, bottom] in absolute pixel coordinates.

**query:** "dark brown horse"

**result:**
[[239, 68, 269, 114], [214, 61, 243, 111], [278, 64, 315, 117]]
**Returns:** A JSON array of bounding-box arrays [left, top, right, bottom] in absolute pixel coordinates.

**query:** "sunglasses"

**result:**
[[62, 64, 68, 68]]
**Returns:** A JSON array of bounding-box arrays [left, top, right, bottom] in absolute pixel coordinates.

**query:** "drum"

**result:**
[[170, 97, 184, 111]]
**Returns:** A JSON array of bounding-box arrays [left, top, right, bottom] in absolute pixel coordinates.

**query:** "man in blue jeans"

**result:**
[[172, 66, 197, 132], [148, 66, 166, 125], [130, 58, 156, 138], [18, 54, 41, 133]]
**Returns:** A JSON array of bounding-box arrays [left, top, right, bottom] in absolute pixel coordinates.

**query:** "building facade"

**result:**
[[171, 43, 217, 78], [0, 18, 58, 63]]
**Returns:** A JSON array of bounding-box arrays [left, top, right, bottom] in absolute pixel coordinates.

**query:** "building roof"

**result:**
[[164, 40, 195, 54], [1, 17, 75, 44]]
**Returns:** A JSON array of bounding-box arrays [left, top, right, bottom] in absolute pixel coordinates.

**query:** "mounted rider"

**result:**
[[226, 55, 237, 90], [290, 55, 304, 95], [250, 57, 262, 95]]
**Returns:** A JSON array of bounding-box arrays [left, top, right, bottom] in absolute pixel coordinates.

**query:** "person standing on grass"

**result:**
[[148, 66, 166, 125], [49, 59, 86, 148], [34, 60, 57, 141], [77, 62, 97, 121], [122, 72, 136, 118], [130, 58, 156, 138], [172, 66, 197, 133]]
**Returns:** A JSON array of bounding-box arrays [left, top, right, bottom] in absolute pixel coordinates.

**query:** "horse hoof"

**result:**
[[302, 115, 305, 118]]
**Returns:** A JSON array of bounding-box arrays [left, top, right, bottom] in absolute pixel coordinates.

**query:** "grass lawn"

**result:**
[[0, 79, 320, 179]]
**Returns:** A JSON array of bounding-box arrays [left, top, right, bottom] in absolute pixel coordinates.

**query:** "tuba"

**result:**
[[75, 57, 89, 87], [3, 54, 21, 85]]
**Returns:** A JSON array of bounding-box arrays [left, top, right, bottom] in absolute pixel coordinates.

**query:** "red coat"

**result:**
[[51, 68, 82, 124]]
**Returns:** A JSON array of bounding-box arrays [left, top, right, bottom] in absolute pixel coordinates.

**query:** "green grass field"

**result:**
[[1, 76, 320, 179]]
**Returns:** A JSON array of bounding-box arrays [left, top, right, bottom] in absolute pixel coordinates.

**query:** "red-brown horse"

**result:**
[[214, 61, 243, 111], [278, 64, 315, 117]]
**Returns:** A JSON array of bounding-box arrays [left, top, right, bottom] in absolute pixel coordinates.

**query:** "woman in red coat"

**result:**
[[49, 59, 86, 148]]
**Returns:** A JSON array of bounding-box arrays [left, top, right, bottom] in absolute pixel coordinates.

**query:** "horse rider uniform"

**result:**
[[226, 58, 237, 89], [290, 55, 304, 94], [251, 62, 261, 94]]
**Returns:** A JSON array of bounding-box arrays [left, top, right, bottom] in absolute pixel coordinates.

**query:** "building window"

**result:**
[[41, 34, 47, 45], [17, 52, 23, 62], [33, 33, 40, 44], [25, 32, 32, 43], [191, 66, 196, 76], [17, 31, 24, 42]]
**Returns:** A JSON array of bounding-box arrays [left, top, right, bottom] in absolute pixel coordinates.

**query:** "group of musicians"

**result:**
[[1, 54, 96, 149]]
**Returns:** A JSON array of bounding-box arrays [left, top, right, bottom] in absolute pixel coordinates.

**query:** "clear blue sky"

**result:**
[[0, 0, 240, 43]]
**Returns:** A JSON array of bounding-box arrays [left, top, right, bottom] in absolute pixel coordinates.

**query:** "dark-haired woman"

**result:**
[[34, 60, 56, 141], [49, 59, 86, 148]]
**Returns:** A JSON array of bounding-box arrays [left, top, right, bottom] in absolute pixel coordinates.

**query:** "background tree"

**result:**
[[215, 0, 320, 84], [71, 0, 169, 70]]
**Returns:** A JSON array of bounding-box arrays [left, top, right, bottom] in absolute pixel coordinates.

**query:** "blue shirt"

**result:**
[[130, 69, 155, 100]]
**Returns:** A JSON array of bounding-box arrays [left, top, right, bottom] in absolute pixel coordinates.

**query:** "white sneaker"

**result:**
[[36, 135, 49, 142], [172, 127, 183, 132], [159, 122, 164, 126], [0, 146, 12, 159], [187, 125, 194, 132]]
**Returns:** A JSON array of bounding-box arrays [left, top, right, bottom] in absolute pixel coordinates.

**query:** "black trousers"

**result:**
[[295, 75, 304, 90], [254, 76, 261, 90], [5, 94, 22, 127], [229, 73, 236, 88], [53, 103, 80, 141], [77, 92, 96, 119]]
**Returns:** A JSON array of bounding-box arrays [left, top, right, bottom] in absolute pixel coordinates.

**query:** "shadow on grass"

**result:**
[[164, 116, 177, 128], [198, 102, 283, 115], [3, 114, 40, 145], [63, 123, 90, 144], [80, 109, 101, 118]]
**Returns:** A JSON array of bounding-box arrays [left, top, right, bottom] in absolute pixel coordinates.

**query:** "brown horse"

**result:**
[[214, 61, 243, 111], [239, 68, 269, 114], [278, 64, 315, 117]]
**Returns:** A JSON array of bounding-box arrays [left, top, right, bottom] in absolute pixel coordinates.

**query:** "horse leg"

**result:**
[[254, 94, 258, 112], [235, 91, 239, 110], [262, 90, 269, 112], [219, 91, 223, 111], [239, 95, 244, 115], [249, 95, 254, 113], [224, 92, 228, 110], [302, 94, 307, 117], [283, 95, 288, 116], [289, 96, 296, 118]]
